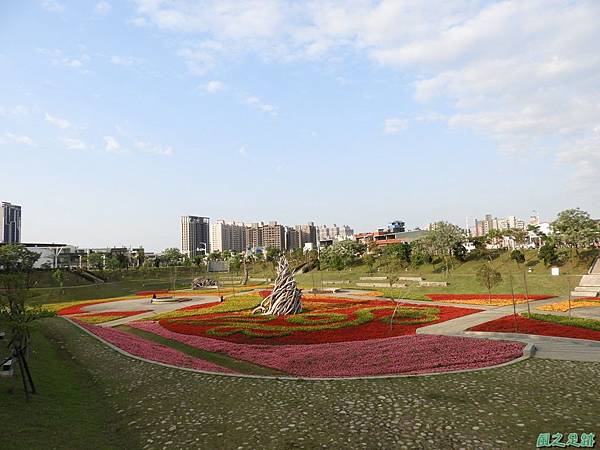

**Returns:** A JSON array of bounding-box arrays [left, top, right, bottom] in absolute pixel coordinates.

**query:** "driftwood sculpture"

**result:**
[[191, 277, 218, 289], [252, 256, 302, 315]]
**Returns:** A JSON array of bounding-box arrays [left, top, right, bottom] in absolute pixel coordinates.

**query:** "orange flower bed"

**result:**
[[425, 294, 555, 307], [538, 298, 600, 312]]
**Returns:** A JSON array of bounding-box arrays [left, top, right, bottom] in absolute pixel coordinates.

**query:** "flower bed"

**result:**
[[72, 310, 150, 324], [426, 293, 555, 306], [76, 320, 236, 373], [468, 314, 600, 341], [156, 295, 479, 345], [130, 321, 525, 377], [538, 298, 600, 312], [50, 296, 145, 316]]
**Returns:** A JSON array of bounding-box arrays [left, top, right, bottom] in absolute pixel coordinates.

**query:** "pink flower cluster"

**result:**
[[131, 321, 524, 378], [76, 320, 236, 374]]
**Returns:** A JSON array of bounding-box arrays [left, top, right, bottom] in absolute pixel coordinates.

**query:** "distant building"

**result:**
[[181, 216, 210, 258], [472, 213, 530, 237], [355, 229, 428, 248], [210, 220, 247, 253], [1, 202, 21, 244], [318, 224, 354, 241], [262, 221, 286, 250], [245, 223, 264, 249]]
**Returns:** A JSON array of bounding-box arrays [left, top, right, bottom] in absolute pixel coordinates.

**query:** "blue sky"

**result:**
[[1, 1, 599, 250]]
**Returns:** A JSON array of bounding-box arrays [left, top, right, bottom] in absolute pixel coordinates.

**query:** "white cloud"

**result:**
[[94, 1, 111, 16], [38, 48, 91, 70], [243, 95, 278, 116], [1, 132, 35, 147], [239, 145, 247, 158], [44, 113, 71, 129], [0, 105, 29, 117], [203, 80, 226, 94], [384, 118, 408, 135], [129, 17, 149, 27], [40, 0, 64, 13], [104, 135, 121, 153], [110, 55, 143, 66], [131, 0, 600, 188], [61, 138, 88, 151], [133, 139, 173, 157]]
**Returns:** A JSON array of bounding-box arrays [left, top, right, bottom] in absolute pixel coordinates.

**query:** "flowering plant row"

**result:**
[[130, 321, 525, 377], [426, 293, 555, 306], [538, 298, 600, 312], [51, 295, 145, 316], [77, 320, 236, 373], [72, 310, 150, 324], [158, 296, 478, 345], [468, 314, 600, 341]]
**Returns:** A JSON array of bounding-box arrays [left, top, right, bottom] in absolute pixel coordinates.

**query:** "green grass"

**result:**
[[522, 312, 600, 331], [0, 319, 138, 450], [116, 325, 286, 376]]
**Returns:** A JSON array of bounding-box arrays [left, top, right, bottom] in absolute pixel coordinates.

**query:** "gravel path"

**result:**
[[42, 318, 600, 450]]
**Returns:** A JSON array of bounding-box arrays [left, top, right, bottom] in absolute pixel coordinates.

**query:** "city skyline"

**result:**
[[2, 1, 599, 250]]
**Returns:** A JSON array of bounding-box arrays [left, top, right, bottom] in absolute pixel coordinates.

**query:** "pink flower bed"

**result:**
[[76, 320, 236, 374], [130, 321, 525, 377]]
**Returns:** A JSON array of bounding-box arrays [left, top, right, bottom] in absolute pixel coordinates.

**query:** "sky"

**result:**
[[1, 0, 599, 251]]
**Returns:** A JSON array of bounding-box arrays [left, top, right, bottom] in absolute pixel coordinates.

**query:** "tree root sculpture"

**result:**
[[252, 256, 302, 315]]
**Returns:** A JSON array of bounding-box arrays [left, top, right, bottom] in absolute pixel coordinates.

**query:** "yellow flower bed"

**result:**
[[538, 299, 600, 312], [349, 291, 385, 297], [42, 295, 144, 313], [434, 298, 532, 306]]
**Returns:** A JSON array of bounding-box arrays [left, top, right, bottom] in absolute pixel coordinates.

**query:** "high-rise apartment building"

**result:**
[[1, 202, 21, 244], [262, 221, 286, 250], [181, 216, 210, 258], [318, 224, 354, 241], [473, 213, 528, 237], [296, 222, 318, 249], [245, 223, 263, 249], [210, 220, 247, 253]]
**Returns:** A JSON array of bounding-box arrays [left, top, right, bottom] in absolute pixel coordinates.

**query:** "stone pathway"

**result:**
[[41, 318, 600, 450]]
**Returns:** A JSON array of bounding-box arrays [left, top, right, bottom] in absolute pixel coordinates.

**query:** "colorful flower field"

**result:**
[[425, 293, 555, 306], [154, 294, 480, 345], [468, 315, 600, 341], [129, 321, 525, 377], [538, 298, 600, 312], [48, 295, 146, 316], [71, 310, 151, 324], [76, 320, 236, 373]]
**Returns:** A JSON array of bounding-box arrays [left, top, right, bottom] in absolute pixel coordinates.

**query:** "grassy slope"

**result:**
[[0, 319, 138, 450]]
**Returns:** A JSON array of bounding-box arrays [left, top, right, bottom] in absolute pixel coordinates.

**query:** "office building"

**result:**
[[181, 216, 210, 258], [1, 202, 21, 244]]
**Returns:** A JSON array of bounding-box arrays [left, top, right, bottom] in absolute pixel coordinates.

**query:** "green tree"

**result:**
[[320, 240, 366, 270], [476, 263, 502, 301], [421, 222, 466, 274], [363, 254, 376, 273], [87, 252, 104, 270], [0, 245, 42, 398], [52, 269, 65, 295], [510, 249, 525, 266], [538, 243, 559, 267], [163, 248, 184, 266], [105, 255, 121, 271], [207, 250, 222, 261], [193, 254, 205, 267], [265, 247, 282, 262], [552, 208, 600, 255]]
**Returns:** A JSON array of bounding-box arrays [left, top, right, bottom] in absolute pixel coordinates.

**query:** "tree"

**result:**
[[265, 247, 282, 263], [163, 248, 184, 266], [193, 254, 205, 267], [0, 245, 42, 398], [363, 254, 376, 273], [207, 250, 222, 262], [510, 249, 525, 266], [320, 240, 366, 270], [52, 269, 65, 296], [505, 228, 528, 249], [87, 252, 104, 270], [538, 243, 569, 267], [105, 255, 121, 271], [420, 222, 466, 274], [552, 208, 600, 255], [476, 263, 502, 301]]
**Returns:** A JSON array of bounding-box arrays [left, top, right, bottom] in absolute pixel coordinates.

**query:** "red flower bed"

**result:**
[[468, 315, 600, 341], [136, 290, 170, 296], [57, 300, 114, 316], [427, 294, 554, 301], [131, 321, 525, 377], [159, 296, 479, 345]]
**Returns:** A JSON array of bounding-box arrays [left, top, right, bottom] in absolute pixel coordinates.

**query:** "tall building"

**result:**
[[262, 221, 286, 250], [473, 213, 528, 237], [1, 202, 21, 244], [318, 224, 354, 241], [210, 220, 247, 253], [181, 216, 210, 258], [245, 223, 263, 249], [296, 222, 318, 249]]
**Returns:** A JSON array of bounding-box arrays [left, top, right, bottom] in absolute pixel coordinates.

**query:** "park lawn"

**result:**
[[0, 319, 139, 450], [117, 325, 286, 376]]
